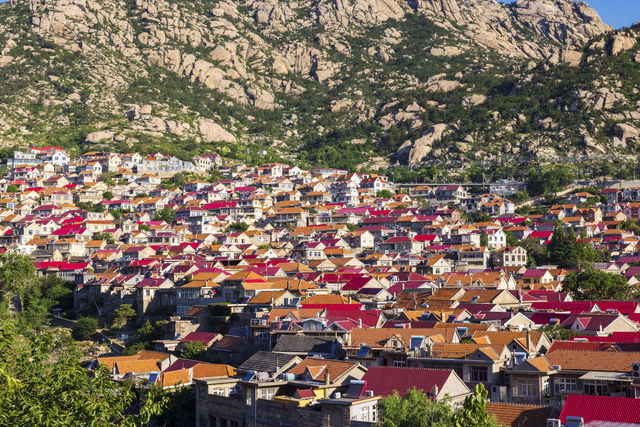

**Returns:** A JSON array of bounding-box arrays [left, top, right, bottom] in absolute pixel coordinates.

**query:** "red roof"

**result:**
[[559, 395, 640, 424], [362, 367, 454, 397], [180, 332, 220, 344]]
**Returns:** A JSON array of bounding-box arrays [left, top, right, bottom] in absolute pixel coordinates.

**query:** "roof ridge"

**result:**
[[487, 402, 549, 408]]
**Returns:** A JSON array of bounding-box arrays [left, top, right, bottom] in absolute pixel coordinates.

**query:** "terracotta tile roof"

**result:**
[[301, 294, 352, 305], [247, 290, 288, 304], [192, 363, 236, 379], [98, 350, 169, 371], [115, 359, 162, 374], [429, 343, 494, 359], [472, 331, 544, 354], [525, 356, 553, 372], [286, 358, 359, 382], [348, 328, 447, 349], [545, 350, 640, 372], [159, 369, 191, 387], [486, 402, 552, 427]]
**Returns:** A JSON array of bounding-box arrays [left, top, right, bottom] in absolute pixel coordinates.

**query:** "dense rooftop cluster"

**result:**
[[3, 146, 640, 426]]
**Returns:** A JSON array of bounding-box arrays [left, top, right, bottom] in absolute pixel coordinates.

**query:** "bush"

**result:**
[[73, 317, 98, 340]]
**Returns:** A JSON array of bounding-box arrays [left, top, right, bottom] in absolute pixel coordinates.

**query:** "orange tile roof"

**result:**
[[159, 369, 191, 387], [545, 350, 640, 372], [192, 363, 236, 379], [286, 358, 359, 382], [301, 294, 351, 305], [247, 290, 288, 304], [486, 402, 552, 427], [115, 359, 162, 374], [348, 328, 446, 349]]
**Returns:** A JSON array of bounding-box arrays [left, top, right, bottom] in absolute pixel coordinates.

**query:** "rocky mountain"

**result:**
[[0, 0, 638, 178]]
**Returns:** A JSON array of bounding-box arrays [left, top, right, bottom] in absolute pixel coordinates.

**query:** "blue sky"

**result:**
[[499, 0, 640, 29], [0, 0, 637, 28]]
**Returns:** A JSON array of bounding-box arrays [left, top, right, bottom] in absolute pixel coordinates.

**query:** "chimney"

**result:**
[[325, 370, 330, 385], [358, 317, 362, 328], [526, 331, 531, 351]]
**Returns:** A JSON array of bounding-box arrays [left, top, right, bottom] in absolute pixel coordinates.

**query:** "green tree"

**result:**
[[548, 222, 604, 268], [520, 237, 549, 266], [563, 269, 637, 301], [376, 189, 394, 199], [0, 319, 168, 425], [480, 232, 489, 248], [505, 230, 520, 246], [154, 206, 176, 224], [380, 388, 454, 427], [453, 384, 500, 427], [0, 252, 39, 321], [346, 223, 359, 232], [227, 222, 249, 233], [621, 219, 640, 236], [102, 191, 114, 201], [122, 320, 165, 354], [179, 341, 208, 362], [73, 317, 98, 340], [76, 202, 105, 212], [539, 324, 580, 341], [93, 232, 115, 244], [112, 304, 136, 329], [6, 184, 18, 193]]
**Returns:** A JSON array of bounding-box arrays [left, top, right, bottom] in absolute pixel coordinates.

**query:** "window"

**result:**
[[554, 378, 577, 394], [514, 378, 536, 397], [584, 380, 608, 396], [392, 359, 406, 367], [470, 366, 488, 382], [211, 387, 225, 396], [260, 388, 274, 400]]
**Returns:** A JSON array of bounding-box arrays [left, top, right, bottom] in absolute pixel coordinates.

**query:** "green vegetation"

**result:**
[[179, 341, 208, 362], [154, 206, 176, 224], [380, 384, 499, 427], [563, 269, 637, 301], [539, 324, 581, 341], [0, 319, 168, 425], [112, 304, 136, 329], [93, 231, 115, 244], [376, 189, 394, 199], [72, 317, 98, 340], [526, 166, 574, 197], [122, 320, 165, 355], [547, 222, 606, 269], [227, 222, 249, 233]]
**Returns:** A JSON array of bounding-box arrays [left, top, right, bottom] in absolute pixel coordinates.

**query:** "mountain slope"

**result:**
[[1, 0, 638, 178]]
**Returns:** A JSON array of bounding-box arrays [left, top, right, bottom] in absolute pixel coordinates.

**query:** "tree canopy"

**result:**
[[563, 268, 637, 301], [380, 384, 499, 427]]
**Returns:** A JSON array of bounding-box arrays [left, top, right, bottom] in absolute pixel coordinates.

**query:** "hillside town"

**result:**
[[2, 146, 640, 427]]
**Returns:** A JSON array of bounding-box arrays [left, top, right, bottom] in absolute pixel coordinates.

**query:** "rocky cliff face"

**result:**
[[1, 0, 638, 174]]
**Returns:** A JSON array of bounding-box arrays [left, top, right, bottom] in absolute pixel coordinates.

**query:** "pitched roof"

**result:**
[[486, 403, 552, 427], [238, 351, 299, 373], [545, 350, 640, 372], [362, 366, 456, 397], [273, 336, 339, 355], [559, 395, 640, 424], [286, 358, 359, 382]]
